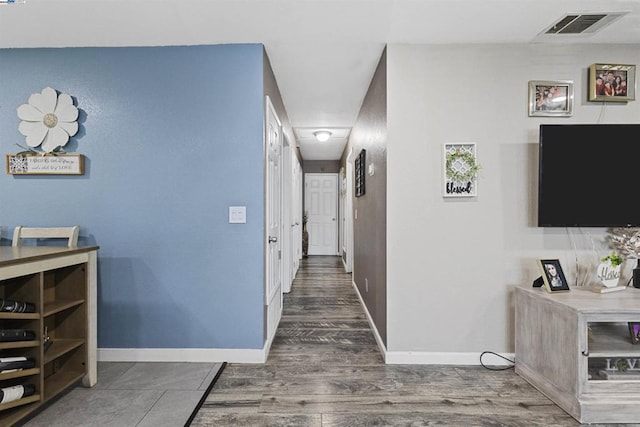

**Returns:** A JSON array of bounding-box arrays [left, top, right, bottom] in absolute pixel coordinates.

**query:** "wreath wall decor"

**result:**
[[443, 143, 479, 198]]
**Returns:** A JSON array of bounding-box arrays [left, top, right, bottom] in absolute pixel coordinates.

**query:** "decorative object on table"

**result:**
[[606, 227, 640, 288], [7, 86, 84, 175], [443, 143, 480, 197], [354, 149, 366, 197], [528, 80, 574, 117], [597, 252, 623, 288], [536, 259, 570, 293], [629, 322, 640, 345], [588, 63, 636, 102]]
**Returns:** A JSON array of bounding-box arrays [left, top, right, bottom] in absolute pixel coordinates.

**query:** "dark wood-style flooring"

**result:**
[[191, 256, 600, 426]]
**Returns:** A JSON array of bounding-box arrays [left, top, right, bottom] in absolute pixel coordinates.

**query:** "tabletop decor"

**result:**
[[597, 252, 623, 288], [6, 87, 83, 175], [443, 143, 479, 197], [537, 258, 570, 293], [607, 227, 640, 288]]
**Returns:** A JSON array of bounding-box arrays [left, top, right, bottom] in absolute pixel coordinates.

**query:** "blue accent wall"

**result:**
[[0, 44, 266, 349]]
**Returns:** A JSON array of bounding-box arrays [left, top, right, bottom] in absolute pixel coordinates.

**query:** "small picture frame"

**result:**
[[629, 322, 640, 345], [588, 63, 636, 102], [537, 259, 570, 293], [528, 80, 574, 117]]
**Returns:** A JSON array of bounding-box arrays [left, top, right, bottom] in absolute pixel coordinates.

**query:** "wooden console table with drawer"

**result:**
[[0, 245, 98, 426]]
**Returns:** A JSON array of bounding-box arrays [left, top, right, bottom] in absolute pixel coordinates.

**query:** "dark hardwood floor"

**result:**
[[191, 256, 596, 426]]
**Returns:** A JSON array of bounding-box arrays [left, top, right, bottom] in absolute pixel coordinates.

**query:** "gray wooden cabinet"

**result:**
[[515, 285, 640, 424]]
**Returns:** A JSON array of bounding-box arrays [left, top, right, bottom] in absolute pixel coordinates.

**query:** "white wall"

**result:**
[[386, 43, 640, 361]]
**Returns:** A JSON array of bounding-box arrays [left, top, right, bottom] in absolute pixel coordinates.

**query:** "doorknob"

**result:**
[[332, 218, 336, 221], [268, 236, 278, 243]]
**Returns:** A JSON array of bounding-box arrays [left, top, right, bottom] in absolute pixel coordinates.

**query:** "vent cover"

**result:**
[[541, 12, 628, 36]]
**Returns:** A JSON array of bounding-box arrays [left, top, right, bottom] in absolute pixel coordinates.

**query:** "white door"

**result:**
[[305, 173, 338, 256], [265, 96, 282, 344]]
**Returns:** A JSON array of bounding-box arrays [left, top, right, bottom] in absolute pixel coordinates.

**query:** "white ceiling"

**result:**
[[2, 0, 640, 160]]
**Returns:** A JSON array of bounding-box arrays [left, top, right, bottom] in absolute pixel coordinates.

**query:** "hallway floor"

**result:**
[[189, 256, 605, 427]]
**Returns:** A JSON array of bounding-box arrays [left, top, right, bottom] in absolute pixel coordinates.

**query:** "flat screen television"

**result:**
[[538, 124, 640, 227]]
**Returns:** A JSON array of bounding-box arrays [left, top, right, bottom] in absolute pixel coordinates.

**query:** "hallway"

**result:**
[[191, 256, 580, 426]]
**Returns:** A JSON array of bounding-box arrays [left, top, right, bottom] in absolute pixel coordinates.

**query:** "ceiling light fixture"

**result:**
[[313, 130, 332, 142]]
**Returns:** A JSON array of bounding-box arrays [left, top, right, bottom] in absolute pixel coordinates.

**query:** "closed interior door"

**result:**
[[265, 96, 282, 343], [305, 173, 338, 256]]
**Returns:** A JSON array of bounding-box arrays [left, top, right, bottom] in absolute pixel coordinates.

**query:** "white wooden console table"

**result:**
[[515, 285, 640, 424]]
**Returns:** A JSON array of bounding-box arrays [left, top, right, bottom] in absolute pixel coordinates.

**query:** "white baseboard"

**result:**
[[385, 351, 515, 365], [98, 346, 268, 363], [350, 279, 388, 358]]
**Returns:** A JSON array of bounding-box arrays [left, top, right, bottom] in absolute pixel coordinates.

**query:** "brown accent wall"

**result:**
[[341, 48, 387, 345]]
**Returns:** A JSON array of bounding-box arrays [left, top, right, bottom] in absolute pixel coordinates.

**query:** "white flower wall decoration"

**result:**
[[17, 87, 79, 153]]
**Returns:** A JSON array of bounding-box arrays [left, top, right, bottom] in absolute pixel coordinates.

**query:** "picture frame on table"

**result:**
[[629, 322, 640, 345], [588, 63, 636, 102], [537, 259, 570, 293], [528, 80, 574, 117]]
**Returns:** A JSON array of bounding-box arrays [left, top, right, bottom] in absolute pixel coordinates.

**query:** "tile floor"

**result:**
[[21, 361, 224, 427]]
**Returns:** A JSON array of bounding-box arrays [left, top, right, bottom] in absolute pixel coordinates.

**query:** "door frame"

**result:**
[[264, 96, 283, 348], [304, 172, 339, 256], [282, 135, 293, 293], [344, 149, 354, 272]]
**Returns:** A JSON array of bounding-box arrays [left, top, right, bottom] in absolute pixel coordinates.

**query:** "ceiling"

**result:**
[[2, 1, 640, 160]]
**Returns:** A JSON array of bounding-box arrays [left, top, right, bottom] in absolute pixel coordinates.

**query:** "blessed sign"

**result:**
[[6, 154, 84, 175]]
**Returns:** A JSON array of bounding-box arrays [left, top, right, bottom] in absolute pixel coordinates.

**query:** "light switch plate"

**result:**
[[229, 206, 246, 223]]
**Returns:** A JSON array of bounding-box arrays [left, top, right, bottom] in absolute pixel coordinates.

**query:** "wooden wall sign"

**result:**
[[355, 149, 366, 197], [6, 154, 84, 175], [443, 143, 478, 198]]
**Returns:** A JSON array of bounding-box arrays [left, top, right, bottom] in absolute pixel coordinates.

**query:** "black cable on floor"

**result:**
[[184, 361, 227, 426], [480, 351, 515, 371]]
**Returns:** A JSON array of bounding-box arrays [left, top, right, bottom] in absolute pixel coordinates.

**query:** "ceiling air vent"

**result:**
[[541, 12, 628, 36]]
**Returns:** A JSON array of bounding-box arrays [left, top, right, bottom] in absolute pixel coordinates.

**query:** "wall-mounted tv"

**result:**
[[538, 124, 640, 227]]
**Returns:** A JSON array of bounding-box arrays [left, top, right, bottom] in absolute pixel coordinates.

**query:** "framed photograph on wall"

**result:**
[[528, 80, 574, 117], [537, 259, 570, 293], [589, 63, 636, 102]]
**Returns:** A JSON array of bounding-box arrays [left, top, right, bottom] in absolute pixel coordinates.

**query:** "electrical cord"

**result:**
[[479, 351, 515, 371]]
